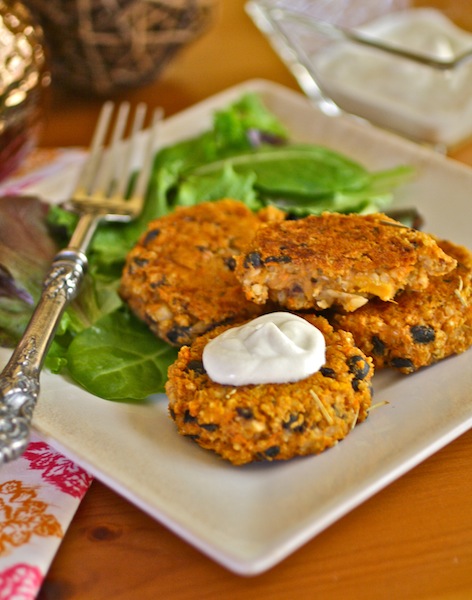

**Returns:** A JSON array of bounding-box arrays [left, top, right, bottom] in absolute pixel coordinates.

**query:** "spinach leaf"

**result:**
[[168, 145, 412, 216], [189, 144, 372, 205], [66, 309, 177, 401], [175, 164, 261, 209]]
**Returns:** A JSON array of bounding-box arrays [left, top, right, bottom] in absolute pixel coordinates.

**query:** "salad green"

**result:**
[[1, 93, 413, 401]]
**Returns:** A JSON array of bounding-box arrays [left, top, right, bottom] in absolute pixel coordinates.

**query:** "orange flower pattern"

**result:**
[[0, 480, 63, 555]]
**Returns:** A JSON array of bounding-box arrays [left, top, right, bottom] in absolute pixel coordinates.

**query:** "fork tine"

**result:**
[[114, 102, 148, 199], [94, 102, 131, 198], [131, 107, 164, 201], [76, 101, 114, 195], [69, 101, 163, 225]]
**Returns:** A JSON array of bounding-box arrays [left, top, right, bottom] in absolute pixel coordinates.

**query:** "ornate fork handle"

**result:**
[[0, 248, 88, 463]]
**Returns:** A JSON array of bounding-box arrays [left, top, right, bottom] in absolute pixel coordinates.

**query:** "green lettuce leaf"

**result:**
[[66, 310, 178, 401]]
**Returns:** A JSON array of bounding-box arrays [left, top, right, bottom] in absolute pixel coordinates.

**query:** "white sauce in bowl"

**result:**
[[313, 8, 472, 146]]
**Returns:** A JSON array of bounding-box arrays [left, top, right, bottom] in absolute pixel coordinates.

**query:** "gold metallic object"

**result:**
[[0, 0, 49, 181]]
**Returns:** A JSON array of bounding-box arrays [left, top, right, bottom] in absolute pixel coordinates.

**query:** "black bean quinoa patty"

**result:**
[[330, 240, 472, 374], [119, 199, 285, 346], [166, 314, 373, 465], [234, 212, 457, 312]]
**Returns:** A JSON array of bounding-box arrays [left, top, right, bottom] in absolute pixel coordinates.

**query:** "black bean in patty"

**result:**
[[200, 423, 219, 432], [186, 360, 206, 375], [244, 251, 264, 269], [264, 255, 292, 263], [390, 357, 415, 370], [166, 325, 193, 345], [263, 445, 280, 459], [183, 410, 197, 423], [410, 325, 436, 344], [371, 335, 386, 356], [143, 228, 160, 245], [236, 407, 254, 419], [346, 355, 370, 380], [320, 367, 336, 379]]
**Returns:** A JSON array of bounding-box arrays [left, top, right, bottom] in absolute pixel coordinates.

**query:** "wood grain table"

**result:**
[[36, 2, 472, 598]]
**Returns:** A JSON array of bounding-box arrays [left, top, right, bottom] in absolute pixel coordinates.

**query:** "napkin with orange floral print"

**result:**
[[0, 433, 92, 599], [0, 149, 92, 600]]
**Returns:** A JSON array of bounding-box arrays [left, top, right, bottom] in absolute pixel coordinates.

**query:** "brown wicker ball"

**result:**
[[26, 0, 216, 95]]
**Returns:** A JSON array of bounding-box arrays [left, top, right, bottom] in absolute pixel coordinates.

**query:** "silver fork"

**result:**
[[0, 101, 162, 464]]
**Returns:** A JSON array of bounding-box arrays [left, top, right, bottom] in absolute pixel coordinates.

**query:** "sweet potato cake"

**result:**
[[234, 212, 457, 312], [166, 314, 373, 465], [119, 199, 285, 346], [329, 239, 472, 373]]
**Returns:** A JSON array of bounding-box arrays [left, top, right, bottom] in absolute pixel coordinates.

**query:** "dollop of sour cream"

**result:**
[[202, 312, 326, 386]]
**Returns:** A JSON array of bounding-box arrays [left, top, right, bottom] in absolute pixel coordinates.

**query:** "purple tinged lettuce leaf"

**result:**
[[0, 195, 58, 346]]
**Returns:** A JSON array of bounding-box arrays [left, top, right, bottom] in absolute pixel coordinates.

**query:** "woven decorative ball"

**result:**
[[25, 0, 216, 95]]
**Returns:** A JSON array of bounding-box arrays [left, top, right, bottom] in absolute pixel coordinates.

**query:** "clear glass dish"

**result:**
[[246, 0, 472, 149]]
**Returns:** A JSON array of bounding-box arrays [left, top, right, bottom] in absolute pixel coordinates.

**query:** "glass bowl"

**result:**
[[246, 0, 472, 149]]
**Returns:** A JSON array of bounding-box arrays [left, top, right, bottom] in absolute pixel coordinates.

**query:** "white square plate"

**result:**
[[1, 80, 471, 575]]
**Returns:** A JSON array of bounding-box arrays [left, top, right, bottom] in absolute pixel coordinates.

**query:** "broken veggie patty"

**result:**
[[234, 212, 457, 312], [329, 239, 472, 373]]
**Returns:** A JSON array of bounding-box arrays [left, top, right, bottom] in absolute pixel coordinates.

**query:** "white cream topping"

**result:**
[[202, 312, 326, 386]]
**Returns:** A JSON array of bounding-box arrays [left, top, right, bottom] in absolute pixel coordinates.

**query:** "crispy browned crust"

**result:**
[[234, 212, 457, 312], [119, 199, 285, 346], [166, 314, 373, 465], [329, 239, 472, 373]]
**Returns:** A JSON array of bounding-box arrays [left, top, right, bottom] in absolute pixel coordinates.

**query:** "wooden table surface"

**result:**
[[36, 2, 472, 598]]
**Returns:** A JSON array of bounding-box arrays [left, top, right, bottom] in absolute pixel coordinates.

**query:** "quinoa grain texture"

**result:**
[[120, 199, 285, 346], [330, 239, 472, 373], [166, 315, 373, 465], [235, 212, 457, 312]]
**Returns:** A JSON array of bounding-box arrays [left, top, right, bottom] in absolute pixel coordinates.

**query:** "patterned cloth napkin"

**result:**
[[0, 434, 92, 599], [0, 149, 93, 599]]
